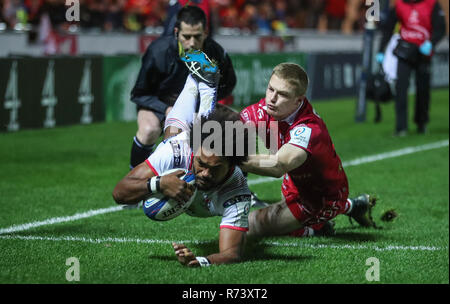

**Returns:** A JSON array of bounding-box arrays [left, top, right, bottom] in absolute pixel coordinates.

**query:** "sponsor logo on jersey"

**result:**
[[408, 9, 419, 24], [289, 126, 312, 148], [257, 108, 264, 119], [223, 195, 251, 208], [243, 203, 250, 215], [241, 110, 250, 122], [170, 142, 181, 167]]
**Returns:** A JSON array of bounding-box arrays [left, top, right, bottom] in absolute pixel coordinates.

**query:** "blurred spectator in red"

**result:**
[[318, 0, 347, 32], [179, 0, 211, 27], [2, 0, 382, 33], [125, 0, 151, 15], [282, 0, 302, 28], [124, 0, 151, 31], [143, 0, 166, 27], [239, 3, 257, 31], [219, 4, 239, 28], [24, 0, 44, 26]]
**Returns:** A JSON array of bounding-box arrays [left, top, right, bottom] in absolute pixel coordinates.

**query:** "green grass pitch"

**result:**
[[0, 89, 448, 284]]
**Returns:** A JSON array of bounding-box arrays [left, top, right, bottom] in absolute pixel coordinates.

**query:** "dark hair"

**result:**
[[189, 107, 252, 168], [175, 5, 207, 30]]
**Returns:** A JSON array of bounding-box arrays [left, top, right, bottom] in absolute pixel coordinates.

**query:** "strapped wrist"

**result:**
[[195, 256, 211, 267], [147, 176, 161, 194]]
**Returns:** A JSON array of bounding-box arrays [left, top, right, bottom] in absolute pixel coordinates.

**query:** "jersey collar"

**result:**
[[282, 99, 304, 126]]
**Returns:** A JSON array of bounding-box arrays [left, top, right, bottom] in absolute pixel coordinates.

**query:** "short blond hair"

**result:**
[[271, 63, 309, 97]]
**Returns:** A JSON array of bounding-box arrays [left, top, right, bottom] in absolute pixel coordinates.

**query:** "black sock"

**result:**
[[130, 136, 155, 169]]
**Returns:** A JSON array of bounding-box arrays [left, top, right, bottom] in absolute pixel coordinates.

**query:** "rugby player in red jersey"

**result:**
[[240, 63, 376, 238]]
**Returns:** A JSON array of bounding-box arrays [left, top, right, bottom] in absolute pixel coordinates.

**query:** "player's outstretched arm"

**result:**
[[112, 162, 155, 205], [173, 228, 246, 267], [241, 143, 308, 178]]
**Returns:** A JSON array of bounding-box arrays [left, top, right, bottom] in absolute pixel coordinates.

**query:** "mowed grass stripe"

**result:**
[[0, 139, 448, 235]]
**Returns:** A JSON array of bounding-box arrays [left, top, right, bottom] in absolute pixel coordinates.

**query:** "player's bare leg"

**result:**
[[247, 199, 302, 238], [129, 109, 162, 171], [136, 110, 162, 146]]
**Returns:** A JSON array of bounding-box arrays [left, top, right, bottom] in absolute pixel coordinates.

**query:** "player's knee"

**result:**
[[138, 122, 161, 144], [247, 211, 259, 237], [257, 203, 287, 236], [248, 208, 271, 237]]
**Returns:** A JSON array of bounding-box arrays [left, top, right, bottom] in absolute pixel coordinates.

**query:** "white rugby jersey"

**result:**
[[145, 132, 251, 231]]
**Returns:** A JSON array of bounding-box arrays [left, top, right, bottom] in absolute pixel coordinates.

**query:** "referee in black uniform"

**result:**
[[129, 5, 236, 169]]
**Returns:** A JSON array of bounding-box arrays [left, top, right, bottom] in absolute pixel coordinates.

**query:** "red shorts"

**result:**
[[286, 198, 351, 227]]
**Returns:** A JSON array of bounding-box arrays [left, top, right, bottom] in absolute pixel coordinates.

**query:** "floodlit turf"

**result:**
[[0, 89, 448, 284]]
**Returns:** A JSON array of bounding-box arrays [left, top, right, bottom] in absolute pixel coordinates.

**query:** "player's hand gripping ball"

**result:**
[[143, 169, 196, 221]]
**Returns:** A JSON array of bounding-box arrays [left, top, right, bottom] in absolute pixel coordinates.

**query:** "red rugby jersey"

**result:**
[[240, 98, 349, 211]]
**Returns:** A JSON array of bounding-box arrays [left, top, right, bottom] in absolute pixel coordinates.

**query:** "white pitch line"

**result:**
[[0, 206, 122, 235], [248, 139, 449, 186], [0, 234, 191, 245], [342, 139, 449, 167], [0, 234, 446, 252], [264, 241, 446, 252], [0, 139, 448, 235]]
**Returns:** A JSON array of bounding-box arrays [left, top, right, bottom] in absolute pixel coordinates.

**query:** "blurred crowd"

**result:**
[[0, 0, 372, 34], [216, 0, 368, 34]]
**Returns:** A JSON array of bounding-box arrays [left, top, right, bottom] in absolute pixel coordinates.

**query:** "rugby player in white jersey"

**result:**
[[113, 109, 252, 267], [163, 49, 268, 208]]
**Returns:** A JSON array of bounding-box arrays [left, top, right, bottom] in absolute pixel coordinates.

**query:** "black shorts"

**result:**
[[132, 95, 169, 123]]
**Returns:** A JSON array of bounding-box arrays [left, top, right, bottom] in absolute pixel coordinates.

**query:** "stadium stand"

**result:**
[[0, 0, 373, 34]]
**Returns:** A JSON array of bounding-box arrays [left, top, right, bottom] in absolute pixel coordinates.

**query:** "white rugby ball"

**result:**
[[143, 168, 196, 221]]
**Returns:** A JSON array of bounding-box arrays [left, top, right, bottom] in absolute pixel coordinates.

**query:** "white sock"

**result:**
[[198, 81, 217, 117], [164, 75, 199, 132]]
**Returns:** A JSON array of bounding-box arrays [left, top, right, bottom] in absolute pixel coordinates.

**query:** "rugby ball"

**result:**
[[143, 169, 196, 221]]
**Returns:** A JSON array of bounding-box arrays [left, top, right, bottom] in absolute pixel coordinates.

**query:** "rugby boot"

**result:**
[[347, 194, 377, 227], [181, 49, 220, 87]]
